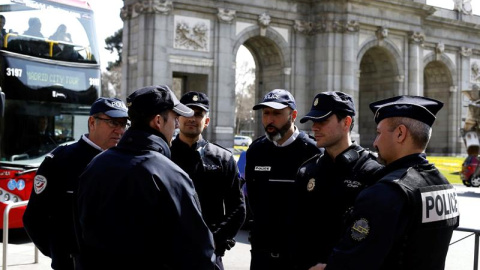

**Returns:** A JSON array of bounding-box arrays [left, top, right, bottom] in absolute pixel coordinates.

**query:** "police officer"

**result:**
[[23, 97, 129, 270], [294, 91, 383, 270], [76, 85, 216, 270], [171, 91, 246, 270], [313, 95, 460, 270], [245, 89, 321, 270]]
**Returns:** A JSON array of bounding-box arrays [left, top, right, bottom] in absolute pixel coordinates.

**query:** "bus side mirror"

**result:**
[[0, 91, 4, 117]]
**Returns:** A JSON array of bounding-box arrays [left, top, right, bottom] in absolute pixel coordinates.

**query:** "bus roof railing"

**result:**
[[3, 33, 92, 61]]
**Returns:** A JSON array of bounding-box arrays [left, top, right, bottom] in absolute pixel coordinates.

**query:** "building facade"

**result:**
[[120, 0, 480, 155]]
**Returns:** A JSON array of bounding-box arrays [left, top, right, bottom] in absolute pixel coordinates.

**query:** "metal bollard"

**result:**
[[2, 201, 38, 270], [455, 226, 480, 270]]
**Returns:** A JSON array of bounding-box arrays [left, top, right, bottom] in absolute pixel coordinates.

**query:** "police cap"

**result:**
[[369, 95, 443, 127], [253, 89, 296, 110], [90, 97, 128, 118], [180, 91, 210, 112], [300, 91, 355, 123]]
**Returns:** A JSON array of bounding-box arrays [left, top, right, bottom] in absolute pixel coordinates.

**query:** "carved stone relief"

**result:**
[[293, 19, 359, 35], [461, 47, 473, 57], [120, 0, 173, 20], [471, 60, 480, 83], [375, 26, 388, 40], [174, 16, 210, 52], [454, 0, 473, 15], [217, 8, 236, 24], [408, 31, 425, 45]]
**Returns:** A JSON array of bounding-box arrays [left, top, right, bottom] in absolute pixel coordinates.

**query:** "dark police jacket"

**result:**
[[171, 137, 246, 255], [23, 136, 101, 269], [76, 128, 215, 270], [245, 131, 321, 253], [295, 144, 383, 270], [327, 153, 460, 270]]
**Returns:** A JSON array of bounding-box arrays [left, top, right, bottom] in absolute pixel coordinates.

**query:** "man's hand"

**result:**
[[309, 263, 327, 270]]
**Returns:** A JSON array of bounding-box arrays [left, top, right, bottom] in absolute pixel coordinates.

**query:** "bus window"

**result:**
[[0, 0, 99, 63]]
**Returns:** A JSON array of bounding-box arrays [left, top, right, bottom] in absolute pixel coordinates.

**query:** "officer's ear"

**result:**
[[204, 115, 210, 128], [150, 114, 163, 131], [396, 124, 408, 142], [291, 109, 297, 122]]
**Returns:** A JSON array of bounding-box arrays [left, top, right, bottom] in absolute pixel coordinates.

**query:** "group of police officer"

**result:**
[[23, 83, 459, 270], [245, 89, 459, 270]]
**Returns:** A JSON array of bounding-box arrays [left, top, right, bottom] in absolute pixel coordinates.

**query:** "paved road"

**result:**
[[0, 184, 479, 270]]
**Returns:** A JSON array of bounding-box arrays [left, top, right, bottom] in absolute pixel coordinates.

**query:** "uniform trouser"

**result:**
[[250, 249, 295, 270]]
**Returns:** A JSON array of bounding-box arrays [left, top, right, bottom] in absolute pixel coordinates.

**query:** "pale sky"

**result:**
[[90, 0, 479, 72], [89, 0, 124, 72]]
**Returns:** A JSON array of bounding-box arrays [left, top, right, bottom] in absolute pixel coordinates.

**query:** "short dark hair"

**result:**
[[335, 111, 355, 132], [129, 109, 169, 129], [388, 117, 431, 149]]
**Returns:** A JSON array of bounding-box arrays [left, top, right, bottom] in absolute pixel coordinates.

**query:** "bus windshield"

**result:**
[[0, 0, 99, 63], [0, 0, 100, 163]]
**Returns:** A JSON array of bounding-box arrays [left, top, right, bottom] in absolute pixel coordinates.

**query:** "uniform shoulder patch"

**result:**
[[33, 175, 47, 194], [351, 218, 370, 241], [307, 178, 316, 191]]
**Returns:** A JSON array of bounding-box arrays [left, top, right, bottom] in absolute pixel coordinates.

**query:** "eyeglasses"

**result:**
[[94, 116, 130, 129]]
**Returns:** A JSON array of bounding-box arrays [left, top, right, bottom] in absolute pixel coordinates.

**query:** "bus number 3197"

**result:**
[[6, 68, 22, 77]]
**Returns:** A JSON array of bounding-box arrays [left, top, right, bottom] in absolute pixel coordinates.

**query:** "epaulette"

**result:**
[[210, 142, 230, 152], [47, 144, 69, 158]]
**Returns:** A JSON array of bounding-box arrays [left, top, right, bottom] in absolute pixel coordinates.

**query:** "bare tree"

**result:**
[[235, 55, 255, 136]]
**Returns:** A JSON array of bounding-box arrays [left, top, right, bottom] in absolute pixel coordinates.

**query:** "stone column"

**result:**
[[121, 0, 173, 96], [459, 47, 474, 154], [341, 20, 360, 141], [212, 8, 236, 147], [408, 31, 425, 96]]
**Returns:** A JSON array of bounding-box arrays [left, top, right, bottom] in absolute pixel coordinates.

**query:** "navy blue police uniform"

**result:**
[[245, 132, 320, 269], [76, 86, 216, 270], [295, 144, 382, 270], [245, 89, 322, 270], [294, 91, 383, 270], [171, 91, 246, 270], [326, 96, 460, 270], [171, 137, 246, 256], [23, 97, 128, 270], [23, 137, 101, 269]]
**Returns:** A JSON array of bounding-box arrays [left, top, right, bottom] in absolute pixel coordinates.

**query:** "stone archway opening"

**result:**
[[358, 46, 398, 150], [235, 45, 256, 138], [424, 61, 452, 154], [235, 36, 285, 140]]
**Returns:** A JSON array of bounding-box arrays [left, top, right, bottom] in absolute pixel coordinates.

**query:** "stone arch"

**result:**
[[423, 53, 457, 154], [357, 39, 403, 149], [233, 26, 292, 138]]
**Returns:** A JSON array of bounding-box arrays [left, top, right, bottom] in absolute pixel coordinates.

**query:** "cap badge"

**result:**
[[307, 178, 315, 191], [351, 218, 370, 241], [314, 98, 319, 106], [193, 95, 199, 101]]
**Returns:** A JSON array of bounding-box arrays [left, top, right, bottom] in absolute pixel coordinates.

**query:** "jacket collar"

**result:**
[[117, 128, 171, 158]]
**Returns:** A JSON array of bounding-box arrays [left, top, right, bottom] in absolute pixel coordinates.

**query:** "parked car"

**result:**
[[234, 135, 252, 146]]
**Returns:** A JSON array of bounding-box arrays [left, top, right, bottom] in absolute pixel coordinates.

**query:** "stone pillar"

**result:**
[[121, 0, 173, 96], [408, 31, 425, 96], [212, 8, 236, 147], [341, 20, 360, 141], [293, 20, 315, 132], [459, 47, 474, 154]]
